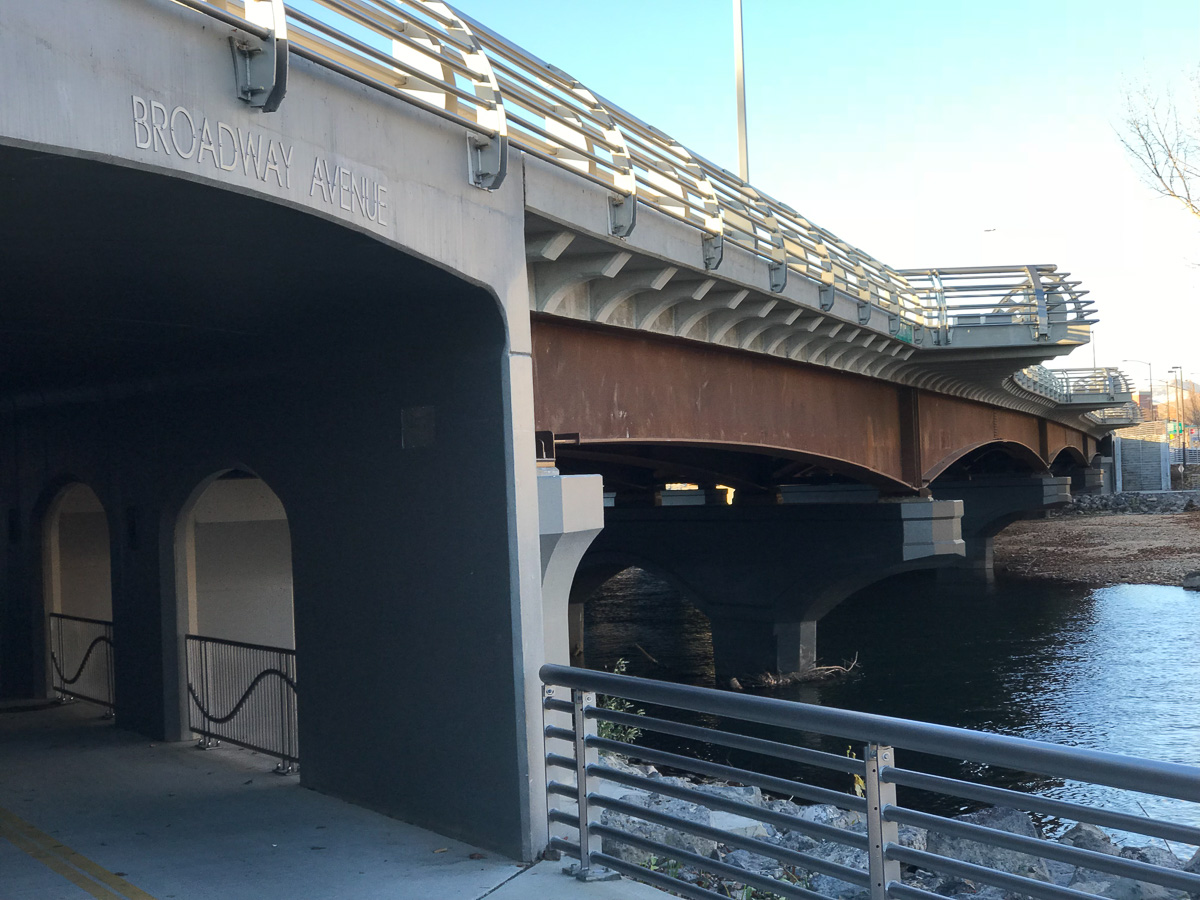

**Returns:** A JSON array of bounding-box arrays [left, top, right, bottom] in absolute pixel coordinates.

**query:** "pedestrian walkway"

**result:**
[[0, 702, 658, 900]]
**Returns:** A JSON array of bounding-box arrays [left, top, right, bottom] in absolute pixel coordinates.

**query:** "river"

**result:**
[[583, 569, 1200, 831]]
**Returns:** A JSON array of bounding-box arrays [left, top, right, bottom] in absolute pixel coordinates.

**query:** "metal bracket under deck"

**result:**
[[228, 0, 288, 112]]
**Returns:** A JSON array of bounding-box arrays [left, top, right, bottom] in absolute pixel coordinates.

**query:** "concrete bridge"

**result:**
[[0, 0, 1137, 863]]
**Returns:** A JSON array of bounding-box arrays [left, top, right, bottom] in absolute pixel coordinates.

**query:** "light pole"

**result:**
[[1122, 359, 1153, 420], [733, 0, 749, 182], [1169, 366, 1184, 461]]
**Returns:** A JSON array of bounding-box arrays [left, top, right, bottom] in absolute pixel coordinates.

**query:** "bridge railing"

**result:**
[[48, 613, 115, 710], [899, 266, 1096, 344], [1090, 402, 1143, 426], [1016, 367, 1134, 406], [542, 663, 1200, 900], [180, 1, 1084, 345], [186, 634, 299, 773]]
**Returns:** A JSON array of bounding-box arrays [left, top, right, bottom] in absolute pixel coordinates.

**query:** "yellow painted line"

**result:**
[[0, 806, 157, 900]]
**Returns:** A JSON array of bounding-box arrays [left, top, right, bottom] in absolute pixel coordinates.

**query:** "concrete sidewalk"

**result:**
[[0, 703, 659, 900]]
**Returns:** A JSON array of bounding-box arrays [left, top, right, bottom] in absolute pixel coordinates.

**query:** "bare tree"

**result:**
[[1120, 77, 1200, 220]]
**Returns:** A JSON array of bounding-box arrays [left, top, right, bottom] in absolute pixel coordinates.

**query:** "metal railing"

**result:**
[[186, 634, 298, 773], [1015, 366, 1134, 405], [48, 613, 115, 710], [1090, 402, 1144, 426], [178, 1, 1092, 345], [542, 664, 1200, 900], [899, 267, 1096, 345]]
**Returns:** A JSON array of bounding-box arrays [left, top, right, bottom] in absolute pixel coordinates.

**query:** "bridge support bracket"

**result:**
[[608, 194, 637, 238], [228, 0, 288, 113], [818, 284, 835, 311], [703, 232, 724, 270], [768, 259, 787, 293], [468, 134, 508, 191], [857, 300, 872, 325]]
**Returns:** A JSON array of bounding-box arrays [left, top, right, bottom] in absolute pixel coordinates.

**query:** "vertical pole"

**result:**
[[53, 616, 64, 700], [864, 744, 901, 900], [733, 0, 749, 182], [572, 689, 598, 876], [1148, 362, 1153, 420], [104, 622, 115, 716]]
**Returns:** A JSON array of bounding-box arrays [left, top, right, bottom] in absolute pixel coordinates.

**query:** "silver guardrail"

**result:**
[[49, 613, 115, 711], [176, 1, 1093, 344], [899, 267, 1096, 345], [542, 664, 1200, 900], [1090, 402, 1144, 426], [186, 634, 299, 773], [1015, 367, 1134, 405]]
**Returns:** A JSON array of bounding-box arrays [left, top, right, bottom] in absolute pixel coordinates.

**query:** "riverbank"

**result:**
[[993, 493, 1200, 586]]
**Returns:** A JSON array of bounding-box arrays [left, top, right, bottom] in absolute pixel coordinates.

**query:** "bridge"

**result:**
[[0, 0, 1140, 864]]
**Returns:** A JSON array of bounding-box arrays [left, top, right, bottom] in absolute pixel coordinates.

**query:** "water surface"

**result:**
[[584, 570, 1200, 831]]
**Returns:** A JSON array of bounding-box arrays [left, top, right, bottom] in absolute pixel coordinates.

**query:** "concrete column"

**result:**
[[775, 620, 817, 673], [537, 469, 604, 665]]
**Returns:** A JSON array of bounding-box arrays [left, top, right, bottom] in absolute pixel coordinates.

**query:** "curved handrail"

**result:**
[[49, 634, 112, 686], [187, 667, 298, 725]]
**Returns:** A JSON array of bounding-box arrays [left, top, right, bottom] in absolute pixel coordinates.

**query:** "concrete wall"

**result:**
[[1116, 437, 1170, 492]]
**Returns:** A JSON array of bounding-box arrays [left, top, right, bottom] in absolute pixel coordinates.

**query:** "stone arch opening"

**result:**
[[173, 469, 297, 769], [39, 481, 115, 706], [176, 470, 294, 649], [42, 482, 112, 623]]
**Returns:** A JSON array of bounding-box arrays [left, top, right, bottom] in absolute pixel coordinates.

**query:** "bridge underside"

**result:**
[[532, 317, 1099, 680], [0, 146, 531, 857], [533, 316, 1093, 493]]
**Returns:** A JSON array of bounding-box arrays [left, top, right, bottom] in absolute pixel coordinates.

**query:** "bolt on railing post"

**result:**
[[572, 688, 600, 877], [865, 743, 901, 900]]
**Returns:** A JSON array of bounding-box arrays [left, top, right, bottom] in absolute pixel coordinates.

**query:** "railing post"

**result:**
[[274, 649, 296, 775], [196, 639, 219, 749], [103, 621, 115, 717], [865, 743, 901, 900], [53, 615, 65, 701], [568, 688, 613, 880]]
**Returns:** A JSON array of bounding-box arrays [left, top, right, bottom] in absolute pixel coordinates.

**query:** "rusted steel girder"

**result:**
[[531, 317, 1091, 492]]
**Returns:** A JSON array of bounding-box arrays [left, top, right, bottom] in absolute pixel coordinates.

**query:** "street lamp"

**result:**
[[733, 0, 749, 182], [1122, 359, 1153, 420], [1169, 366, 1185, 460]]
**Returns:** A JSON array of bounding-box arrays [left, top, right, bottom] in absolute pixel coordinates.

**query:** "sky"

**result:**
[[447, 0, 1200, 396]]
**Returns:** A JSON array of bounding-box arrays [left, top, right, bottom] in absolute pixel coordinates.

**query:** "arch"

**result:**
[[41, 481, 113, 622], [570, 556, 714, 682], [924, 440, 1049, 484], [36, 478, 115, 704], [174, 468, 294, 650], [1049, 445, 1089, 472], [560, 439, 916, 496]]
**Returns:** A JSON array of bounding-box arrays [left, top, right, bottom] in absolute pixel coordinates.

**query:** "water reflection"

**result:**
[[584, 569, 1200, 829]]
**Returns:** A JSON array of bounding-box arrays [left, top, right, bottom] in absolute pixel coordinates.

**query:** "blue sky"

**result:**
[[447, 1, 1200, 390]]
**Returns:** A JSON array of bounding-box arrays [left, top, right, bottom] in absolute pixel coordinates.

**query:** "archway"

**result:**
[[572, 560, 714, 686], [174, 470, 297, 771], [41, 482, 114, 708]]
